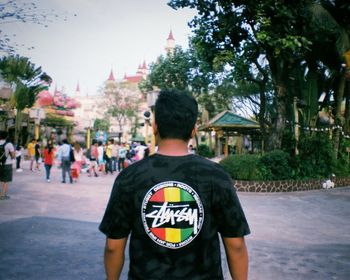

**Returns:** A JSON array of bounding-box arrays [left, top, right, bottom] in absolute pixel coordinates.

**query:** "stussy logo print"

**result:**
[[141, 181, 204, 249]]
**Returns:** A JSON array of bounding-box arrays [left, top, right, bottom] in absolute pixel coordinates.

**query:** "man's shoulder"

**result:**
[[192, 154, 225, 168], [121, 156, 151, 172]]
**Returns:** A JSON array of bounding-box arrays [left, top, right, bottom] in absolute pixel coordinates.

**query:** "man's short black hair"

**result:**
[[155, 90, 198, 141]]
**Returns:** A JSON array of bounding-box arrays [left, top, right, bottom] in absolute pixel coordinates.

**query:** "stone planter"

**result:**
[[234, 177, 350, 192]]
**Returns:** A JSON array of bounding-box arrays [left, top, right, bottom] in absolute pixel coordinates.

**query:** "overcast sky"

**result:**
[[2, 0, 196, 95]]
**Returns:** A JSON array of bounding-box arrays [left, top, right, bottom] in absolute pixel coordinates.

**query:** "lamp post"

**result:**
[[85, 119, 93, 148], [29, 108, 45, 140], [146, 90, 159, 154], [143, 111, 151, 146]]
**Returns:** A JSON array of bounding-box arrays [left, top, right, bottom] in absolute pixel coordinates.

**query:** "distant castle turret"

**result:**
[[165, 30, 175, 55], [75, 82, 80, 97]]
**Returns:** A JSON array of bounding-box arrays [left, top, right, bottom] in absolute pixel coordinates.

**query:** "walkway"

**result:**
[[0, 161, 349, 280]]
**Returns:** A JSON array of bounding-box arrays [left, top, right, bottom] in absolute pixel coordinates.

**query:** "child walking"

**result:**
[[43, 142, 55, 182]]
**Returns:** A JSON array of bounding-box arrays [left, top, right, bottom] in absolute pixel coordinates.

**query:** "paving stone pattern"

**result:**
[[0, 161, 349, 279]]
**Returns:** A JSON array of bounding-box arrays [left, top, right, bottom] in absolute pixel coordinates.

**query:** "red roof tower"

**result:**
[[167, 30, 175, 40], [108, 69, 115, 81]]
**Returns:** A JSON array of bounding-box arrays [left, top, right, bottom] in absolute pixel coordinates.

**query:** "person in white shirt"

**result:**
[[97, 141, 105, 172], [15, 144, 23, 172], [118, 143, 127, 171], [57, 139, 73, 183], [110, 139, 119, 172], [0, 131, 15, 200]]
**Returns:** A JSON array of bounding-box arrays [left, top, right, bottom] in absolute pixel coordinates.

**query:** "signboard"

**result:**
[[95, 130, 108, 143], [29, 108, 46, 119]]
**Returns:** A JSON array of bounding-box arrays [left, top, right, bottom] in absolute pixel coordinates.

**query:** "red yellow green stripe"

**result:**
[[150, 187, 195, 202], [151, 227, 194, 243]]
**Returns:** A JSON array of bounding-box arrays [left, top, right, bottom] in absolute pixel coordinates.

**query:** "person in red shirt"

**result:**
[[43, 141, 55, 182]]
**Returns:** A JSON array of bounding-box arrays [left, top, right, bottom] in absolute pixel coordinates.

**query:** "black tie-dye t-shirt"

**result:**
[[99, 153, 250, 280]]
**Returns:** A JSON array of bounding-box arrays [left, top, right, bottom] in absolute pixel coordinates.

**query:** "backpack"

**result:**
[[69, 147, 75, 162], [0, 142, 7, 166]]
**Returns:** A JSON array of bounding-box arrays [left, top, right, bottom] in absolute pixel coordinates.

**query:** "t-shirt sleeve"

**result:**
[[99, 176, 133, 239], [212, 170, 250, 238]]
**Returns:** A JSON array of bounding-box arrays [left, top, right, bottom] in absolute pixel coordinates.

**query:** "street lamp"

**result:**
[[143, 111, 151, 145], [85, 119, 93, 148], [146, 90, 159, 154], [29, 108, 46, 140]]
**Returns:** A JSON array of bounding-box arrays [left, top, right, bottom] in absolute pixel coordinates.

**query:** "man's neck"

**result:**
[[156, 138, 190, 156]]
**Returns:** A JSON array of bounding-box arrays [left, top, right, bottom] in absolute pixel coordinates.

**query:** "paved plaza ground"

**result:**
[[0, 160, 349, 280]]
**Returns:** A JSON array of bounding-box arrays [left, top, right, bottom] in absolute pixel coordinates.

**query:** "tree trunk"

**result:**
[[344, 81, 350, 133], [258, 83, 269, 152], [267, 84, 287, 150], [14, 109, 23, 145], [305, 68, 319, 124], [334, 74, 346, 159], [266, 56, 289, 151]]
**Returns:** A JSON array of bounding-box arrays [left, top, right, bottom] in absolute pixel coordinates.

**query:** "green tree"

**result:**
[[141, 45, 211, 98], [140, 44, 238, 121], [93, 118, 110, 132], [0, 55, 51, 143], [169, 0, 350, 153], [103, 81, 141, 138]]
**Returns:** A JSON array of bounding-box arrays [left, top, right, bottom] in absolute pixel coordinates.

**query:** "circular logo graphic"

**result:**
[[141, 181, 204, 249]]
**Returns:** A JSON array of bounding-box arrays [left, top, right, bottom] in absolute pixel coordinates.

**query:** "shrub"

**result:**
[[197, 144, 215, 158], [259, 150, 292, 180], [296, 134, 336, 179], [334, 137, 350, 177], [220, 154, 263, 180]]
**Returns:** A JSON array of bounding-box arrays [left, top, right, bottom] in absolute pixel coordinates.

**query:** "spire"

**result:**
[[165, 30, 175, 55], [167, 30, 175, 41], [142, 60, 147, 69], [76, 82, 80, 92], [108, 69, 115, 81], [75, 82, 80, 96]]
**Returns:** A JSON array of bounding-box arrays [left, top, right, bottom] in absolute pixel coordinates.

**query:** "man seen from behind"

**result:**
[[99, 90, 250, 280]]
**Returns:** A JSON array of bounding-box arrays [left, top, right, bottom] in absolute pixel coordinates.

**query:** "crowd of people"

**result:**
[[0, 133, 151, 200], [38, 138, 150, 183]]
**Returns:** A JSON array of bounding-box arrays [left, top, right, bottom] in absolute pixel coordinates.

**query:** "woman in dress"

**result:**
[[72, 142, 84, 181], [97, 141, 105, 173]]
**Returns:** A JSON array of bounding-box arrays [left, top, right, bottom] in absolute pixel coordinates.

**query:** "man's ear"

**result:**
[[152, 121, 158, 136], [191, 126, 197, 139]]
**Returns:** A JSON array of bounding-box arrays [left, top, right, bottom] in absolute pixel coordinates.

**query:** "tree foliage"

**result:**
[[103, 81, 141, 135], [169, 0, 350, 153], [93, 118, 110, 132], [0, 55, 51, 110], [140, 45, 211, 98], [0, 55, 51, 143], [0, 0, 75, 53]]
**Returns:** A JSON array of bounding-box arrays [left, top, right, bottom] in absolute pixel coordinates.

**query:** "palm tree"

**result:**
[[0, 55, 51, 143], [303, 2, 350, 158]]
